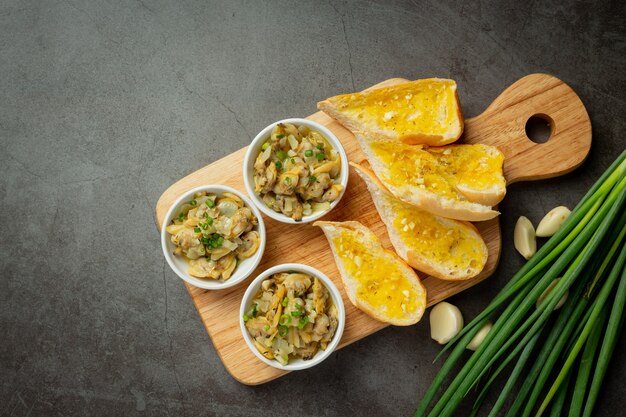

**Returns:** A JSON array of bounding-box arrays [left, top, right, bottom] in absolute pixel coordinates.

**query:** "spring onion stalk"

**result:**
[[550, 370, 572, 417], [568, 307, 605, 417], [582, 253, 626, 417], [415, 150, 626, 417], [535, 243, 626, 416]]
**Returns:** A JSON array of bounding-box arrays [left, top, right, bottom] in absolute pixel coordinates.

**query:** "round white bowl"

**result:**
[[161, 185, 266, 290], [239, 263, 346, 371], [243, 118, 349, 224]]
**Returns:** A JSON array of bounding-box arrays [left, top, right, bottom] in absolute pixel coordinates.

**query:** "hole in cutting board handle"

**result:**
[[525, 114, 553, 143]]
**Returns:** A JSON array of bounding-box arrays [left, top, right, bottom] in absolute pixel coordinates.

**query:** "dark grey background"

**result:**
[[1, 0, 624, 416]]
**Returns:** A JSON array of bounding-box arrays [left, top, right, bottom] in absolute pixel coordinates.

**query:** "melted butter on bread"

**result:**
[[318, 78, 463, 146], [315, 220, 426, 325], [369, 141, 505, 201], [389, 199, 484, 271], [332, 231, 419, 320], [351, 162, 488, 280]]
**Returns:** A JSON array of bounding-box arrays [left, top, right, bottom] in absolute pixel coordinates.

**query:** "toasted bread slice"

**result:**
[[351, 162, 488, 280], [314, 220, 426, 326], [355, 132, 506, 221], [318, 78, 463, 146]]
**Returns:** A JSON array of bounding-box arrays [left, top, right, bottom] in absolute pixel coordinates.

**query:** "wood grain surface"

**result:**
[[155, 73, 591, 385]]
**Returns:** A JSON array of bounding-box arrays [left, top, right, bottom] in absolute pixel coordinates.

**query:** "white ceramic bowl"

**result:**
[[243, 118, 349, 224], [161, 185, 266, 290], [239, 263, 345, 371]]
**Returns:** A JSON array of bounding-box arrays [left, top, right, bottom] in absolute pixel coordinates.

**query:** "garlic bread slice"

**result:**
[[351, 162, 488, 280], [356, 132, 505, 221], [318, 78, 463, 146], [314, 220, 426, 326]]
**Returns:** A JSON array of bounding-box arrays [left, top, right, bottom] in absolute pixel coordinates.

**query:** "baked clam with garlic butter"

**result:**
[[165, 191, 261, 281], [252, 122, 343, 221]]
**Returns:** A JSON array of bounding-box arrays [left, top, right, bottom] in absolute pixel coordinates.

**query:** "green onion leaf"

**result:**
[[205, 199, 215, 208], [189, 199, 197, 206], [297, 316, 309, 330], [279, 325, 289, 337], [252, 303, 258, 318], [279, 314, 292, 326], [282, 297, 288, 307], [194, 227, 201, 233], [243, 314, 249, 322], [276, 134, 285, 139], [284, 176, 292, 185], [316, 143, 324, 150], [275, 161, 282, 170], [206, 217, 213, 225], [276, 150, 288, 161], [304, 150, 313, 157], [177, 212, 185, 221], [316, 152, 325, 161], [264, 325, 270, 331], [308, 175, 317, 183], [261, 142, 270, 150]]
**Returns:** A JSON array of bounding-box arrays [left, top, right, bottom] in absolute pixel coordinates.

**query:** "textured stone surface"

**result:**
[[1, 0, 624, 416]]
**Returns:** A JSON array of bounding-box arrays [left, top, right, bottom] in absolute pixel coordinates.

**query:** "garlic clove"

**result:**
[[536, 278, 568, 310], [467, 321, 493, 351], [514, 216, 537, 260], [430, 302, 464, 344], [536, 206, 571, 237]]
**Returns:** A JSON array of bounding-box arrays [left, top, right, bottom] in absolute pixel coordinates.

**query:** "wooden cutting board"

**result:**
[[155, 73, 591, 385]]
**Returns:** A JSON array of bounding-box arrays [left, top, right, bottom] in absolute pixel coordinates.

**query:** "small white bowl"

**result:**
[[239, 263, 345, 371], [161, 185, 266, 290], [243, 118, 349, 224]]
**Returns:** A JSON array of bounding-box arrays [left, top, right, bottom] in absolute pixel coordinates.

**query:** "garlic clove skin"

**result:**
[[536, 206, 571, 237], [514, 216, 537, 260], [467, 321, 493, 351], [430, 302, 464, 344]]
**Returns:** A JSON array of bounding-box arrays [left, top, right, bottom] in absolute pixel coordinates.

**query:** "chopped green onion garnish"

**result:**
[[190, 199, 197, 206], [264, 325, 270, 331], [216, 236, 223, 247], [282, 297, 288, 307], [200, 222, 209, 230], [206, 217, 213, 225], [278, 325, 289, 337], [284, 176, 292, 185], [275, 161, 282, 170], [276, 134, 285, 139], [261, 142, 270, 150], [205, 199, 215, 208], [291, 310, 302, 317], [276, 150, 288, 161], [243, 314, 249, 322], [279, 314, 292, 326], [316, 143, 324, 150], [194, 227, 201, 233], [177, 212, 185, 221], [304, 150, 313, 157], [316, 152, 325, 161], [308, 175, 317, 183], [298, 316, 309, 330], [252, 303, 258, 318]]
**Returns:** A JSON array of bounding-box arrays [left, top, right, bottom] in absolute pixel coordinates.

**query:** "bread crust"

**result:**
[[314, 220, 426, 325], [351, 162, 488, 280]]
